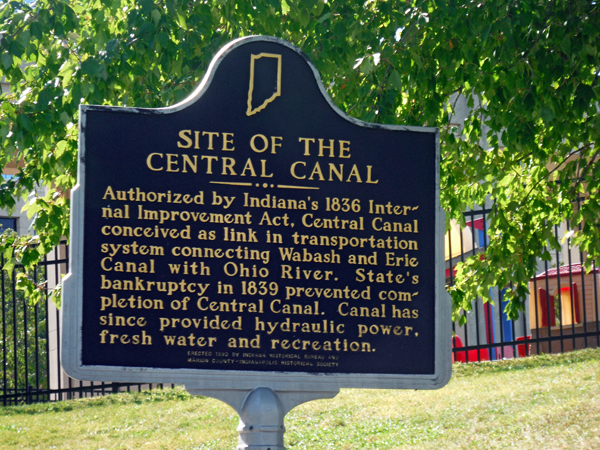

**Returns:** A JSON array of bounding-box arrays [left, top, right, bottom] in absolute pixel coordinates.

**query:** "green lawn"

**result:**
[[1, 348, 599, 449]]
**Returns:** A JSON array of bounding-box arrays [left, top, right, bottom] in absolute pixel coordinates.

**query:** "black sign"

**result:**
[[64, 36, 447, 385]]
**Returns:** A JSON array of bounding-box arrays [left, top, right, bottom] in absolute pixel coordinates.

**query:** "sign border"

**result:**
[[61, 35, 450, 391]]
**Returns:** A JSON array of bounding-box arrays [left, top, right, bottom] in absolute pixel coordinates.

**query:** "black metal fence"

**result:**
[[2, 212, 600, 405], [0, 242, 171, 406], [447, 206, 600, 363]]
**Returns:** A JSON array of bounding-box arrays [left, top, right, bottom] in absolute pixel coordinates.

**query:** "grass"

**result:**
[[1, 348, 600, 449]]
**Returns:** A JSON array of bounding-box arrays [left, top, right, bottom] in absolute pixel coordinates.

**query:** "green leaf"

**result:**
[[8, 39, 24, 57], [318, 12, 331, 23], [17, 114, 34, 132], [176, 11, 187, 30], [59, 60, 78, 87], [299, 8, 310, 27], [30, 21, 43, 40], [106, 39, 119, 53], [410, 50, 423, 70], [314, 0, 325, 16], [359, 57, 373, 75], [156, 32, 169, 48], [540, 106, 555, 125], [151, 8, 161, 25], [1, 53, 13, 69], [2, 257, 16, 276], [576, 84, 595, 106], [388, 69, 402, 91], [481, 24, 491, 43], [17, 29, 31, 48], [55, 140, 68, 157], [81, 58, 101, 76], [60, 111, 70, 125]]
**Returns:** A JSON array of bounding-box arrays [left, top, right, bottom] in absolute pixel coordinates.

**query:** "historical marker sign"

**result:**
[[62, 36, 450, 392]]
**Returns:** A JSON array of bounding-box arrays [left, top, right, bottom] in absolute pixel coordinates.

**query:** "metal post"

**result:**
[[186, 386, 339, 450], [237, 387, 285, 450]]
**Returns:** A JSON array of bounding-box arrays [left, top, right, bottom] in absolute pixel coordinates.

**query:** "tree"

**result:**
[[0, 0, 598, 321]]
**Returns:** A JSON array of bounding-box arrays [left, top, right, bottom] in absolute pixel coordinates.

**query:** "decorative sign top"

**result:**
[[62, 36, 450, 392]]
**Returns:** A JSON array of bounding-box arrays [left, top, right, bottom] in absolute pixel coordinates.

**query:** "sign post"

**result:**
[[62, 36, 450, 448]]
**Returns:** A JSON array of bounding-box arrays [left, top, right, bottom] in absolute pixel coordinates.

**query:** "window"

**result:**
[[537, 282, 581, 327], [0, 217, 17, 233], [557, 284, 581, 326]]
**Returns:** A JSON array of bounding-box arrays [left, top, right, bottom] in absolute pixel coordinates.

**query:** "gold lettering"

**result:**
[[177, 130, 192, 148], [146, 153, 163, 171]]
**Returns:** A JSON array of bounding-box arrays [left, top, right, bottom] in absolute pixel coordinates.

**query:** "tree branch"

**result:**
[[569, 144, 600, 198], [523, 145, 590, 202]]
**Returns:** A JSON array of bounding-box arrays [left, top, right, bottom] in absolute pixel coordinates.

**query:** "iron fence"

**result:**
[[0, 242, 172, 405], [447, 206, 600, 363], [2, 211, 600, 405]]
